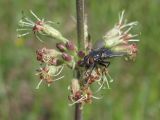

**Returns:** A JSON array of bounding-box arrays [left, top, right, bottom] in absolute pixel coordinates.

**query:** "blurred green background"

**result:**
[[0, 0, 160, 120]]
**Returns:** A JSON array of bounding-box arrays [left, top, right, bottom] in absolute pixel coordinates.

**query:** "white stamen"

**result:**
[[69, 96, 86, 106], [128, 39, 139, 42], [131, 34, 139, 38], [35, 33, 44, 42], [24, 17, 35, 24], [30, 10, 41, 21], [19, 23, 33, 27], [17, 32, 30, 37], [53, 65, 64, 76], [103, 75, 111, 89], [95, 79, 105, 93], [106, 72, 114, 83], [124, 26, 133, 34], [121, 21, 138, 29], [92, 95, 102, 100], [119, 10, 125, 25], [53, 76, 64, 81], [36, 80, 43, 89], [16, 28, 30, 31], [19, 20, 34, 26]]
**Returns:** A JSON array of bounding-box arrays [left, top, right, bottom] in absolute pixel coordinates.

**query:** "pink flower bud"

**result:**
[[65, 41, 76, 51], [62, 53, 72, 62], [77, 51, 85, 58], [56, 42, 66, 52]]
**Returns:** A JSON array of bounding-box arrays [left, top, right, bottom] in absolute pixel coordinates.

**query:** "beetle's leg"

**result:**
[[102, 61, 110, 68], [99, 61, 110, 68], [99, 62, 107, 68]]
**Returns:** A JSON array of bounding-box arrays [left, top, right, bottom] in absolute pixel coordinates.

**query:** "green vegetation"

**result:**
[[0, 0, 159, 120]]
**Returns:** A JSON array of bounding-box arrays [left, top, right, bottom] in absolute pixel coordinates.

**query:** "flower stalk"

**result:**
[[17, 2, 140, 120], [75, 0, 85, 120]]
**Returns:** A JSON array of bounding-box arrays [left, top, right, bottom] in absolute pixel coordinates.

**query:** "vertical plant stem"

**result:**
[[75, 0, 85, 120], [76, 0, 85, 50]]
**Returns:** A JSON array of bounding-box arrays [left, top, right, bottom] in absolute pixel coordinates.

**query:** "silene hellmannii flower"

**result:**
[[68, 79, 101, 107], [17, 10, 140, 107], [17, 10, 68, 42], [35, 65, 64, 89], [103, 11, 139, 48]]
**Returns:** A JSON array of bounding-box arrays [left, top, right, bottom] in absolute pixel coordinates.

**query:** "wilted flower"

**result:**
[[35, 65, 64, 89], [17, 10, 68, 42]]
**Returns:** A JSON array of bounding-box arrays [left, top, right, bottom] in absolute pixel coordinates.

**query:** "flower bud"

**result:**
[[56, 42, 66, 52], [65, 41, 76, 51], [62, 53, 72, 62], [77, 51, 85, 58]]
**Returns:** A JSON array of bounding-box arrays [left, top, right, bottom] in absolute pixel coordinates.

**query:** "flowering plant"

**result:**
[[17, 10, 139, 108]]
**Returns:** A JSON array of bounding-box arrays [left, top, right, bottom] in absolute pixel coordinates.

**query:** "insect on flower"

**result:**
[[80, 11, 139, 72], [78, 11, 140, 91], [79, 47, 124, 72]]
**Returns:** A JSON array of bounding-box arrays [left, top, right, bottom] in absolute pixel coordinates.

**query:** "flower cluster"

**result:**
[[17, 11, 79, 88], [17, 10, 140, 107], [67, 11, 140, 107], [35, 42, 78, 88]]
